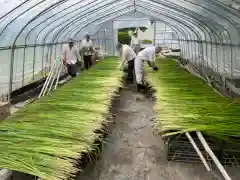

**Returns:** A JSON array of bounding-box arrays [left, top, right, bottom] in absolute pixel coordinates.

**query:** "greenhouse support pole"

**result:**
[[49, 45, 53, 72], [104, 29, 107, 53], [54, 45, 57, 61], [46, 45, 50, 72], [112, 21, 115, 56], [97, 31, 100, 46], [164, 24, 166, 46], [22, 46, 27, 86], [194, 40, 197, 64], [41, 45, 45, 76], [153, 20, 156, 46], [32, 45, 37, 80], [8, 46, 15, 103], [216, 43, 219, 73], [196, 131, 232, 180]]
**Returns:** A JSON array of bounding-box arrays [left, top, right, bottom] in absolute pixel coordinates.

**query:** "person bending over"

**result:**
[[117, 43, 136, 84], [135, 46, 162, 93]]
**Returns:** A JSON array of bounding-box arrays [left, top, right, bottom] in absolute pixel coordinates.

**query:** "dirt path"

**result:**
[[76, 85, 223, 180]]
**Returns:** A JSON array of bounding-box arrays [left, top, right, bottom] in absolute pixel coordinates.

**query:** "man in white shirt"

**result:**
[[62, 38, 79, 77], [80, 35, 95, 70], [135, 46, 162, 92], [118, 43, 136, 83]]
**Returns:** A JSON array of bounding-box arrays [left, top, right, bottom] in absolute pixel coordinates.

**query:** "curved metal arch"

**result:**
[[1, 0, 237, 47], [10, 0, 231, 46], [188, 0, 234, 41], [27, 0, 114, 82], [89, 11, 188, 46], [0, 0, 31, 21], [146, 0, 230, 43], [132, 6, 210, 64], [50, 1, 132, 43], [31, 0, 115, 45], [55, 0, 221, 43], [55, 5, 134, 43], [24, 0, 89, 44], [77, 6, 194, 43], [181, 0, 240, 40], [0, 0, 66, 38], [139, 1, 213, 41], [84, 10, 193, 62], [70, 0, 227, 46], [208, 0, 240, 19], [68, 3, 205, 44], [0, 0, 45, 37], [7, 0, 73, 47], [135, 4, 229, 73], [69, 6, 199, 62], [8, 0, 82, 101], [142, 0, 223, 65], [148, 0, 228, 43], [37, 0, 123, 44], [67, 7, 202, 43], [46, 8, 135, 66]]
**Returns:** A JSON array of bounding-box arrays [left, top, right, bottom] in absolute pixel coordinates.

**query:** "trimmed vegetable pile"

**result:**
[[0, 57, 123, 180], [146, 57, 240, 141]]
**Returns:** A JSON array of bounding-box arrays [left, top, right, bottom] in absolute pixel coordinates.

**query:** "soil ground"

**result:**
[[76, 84, 240, 180]]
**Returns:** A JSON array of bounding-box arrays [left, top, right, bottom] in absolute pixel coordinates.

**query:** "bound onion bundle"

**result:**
[[146, 58, 240, 141], [0, 57, 123, 180]]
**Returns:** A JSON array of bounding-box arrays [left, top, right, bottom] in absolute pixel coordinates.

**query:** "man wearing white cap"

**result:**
[[62, 38, 79, 77], [80, 34, 95, 70], [135, 46, 161, 93]]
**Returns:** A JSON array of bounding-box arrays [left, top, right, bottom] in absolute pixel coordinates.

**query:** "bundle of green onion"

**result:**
[[146, 58, 240, 141], [0, 57, 123, 180]]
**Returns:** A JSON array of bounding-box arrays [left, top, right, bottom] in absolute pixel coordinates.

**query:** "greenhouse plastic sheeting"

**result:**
[[113, 18, 150, 29]]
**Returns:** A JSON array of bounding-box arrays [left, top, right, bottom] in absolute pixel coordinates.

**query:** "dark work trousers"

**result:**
[[137, 84, 146, 93], [83, 55, 92, 70], [127, 59, 135, 83], [67, 64, 77, 77], [136, 70, 146, 93]]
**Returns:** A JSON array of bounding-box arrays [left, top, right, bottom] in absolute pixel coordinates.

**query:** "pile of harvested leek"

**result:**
[[0, 57, 122, 180], [146, 57, 240, 141]]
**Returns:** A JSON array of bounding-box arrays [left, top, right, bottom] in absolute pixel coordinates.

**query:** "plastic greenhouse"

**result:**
[[1, 0, 240, 180]]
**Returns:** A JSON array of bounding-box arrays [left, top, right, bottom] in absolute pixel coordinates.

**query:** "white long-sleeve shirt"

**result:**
[[62, 45, 79, 65], [137, 46, 156, 62], [120, 44, 136, 68], [81, 39, 94, 56]]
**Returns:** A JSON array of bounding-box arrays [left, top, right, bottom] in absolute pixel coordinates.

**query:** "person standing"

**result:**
[[118, 43, 136, 83], [80, 34, 94, 70], [135, 46, 162, 93], [62, 38, 80, 77]]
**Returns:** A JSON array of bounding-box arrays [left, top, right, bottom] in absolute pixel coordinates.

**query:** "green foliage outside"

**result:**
[[117, 26, 149, 45], [142, 39, 152, 44], [118, 32, 131, 45]]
